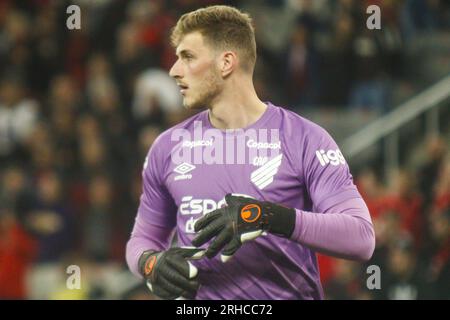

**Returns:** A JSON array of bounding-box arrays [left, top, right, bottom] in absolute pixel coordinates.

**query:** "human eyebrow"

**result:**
[[177, 49, 195, 59]]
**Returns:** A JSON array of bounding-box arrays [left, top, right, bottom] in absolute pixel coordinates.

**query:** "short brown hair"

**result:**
[[171, 5, 257, 72]]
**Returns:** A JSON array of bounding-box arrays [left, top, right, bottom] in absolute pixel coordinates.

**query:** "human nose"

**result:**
[[169, 59, 182, 79]]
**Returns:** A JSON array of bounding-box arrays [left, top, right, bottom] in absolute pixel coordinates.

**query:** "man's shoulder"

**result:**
[[272, 103, 330, 139]]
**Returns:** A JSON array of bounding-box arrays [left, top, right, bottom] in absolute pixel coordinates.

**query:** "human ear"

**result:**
[[220, 51, 237, 77]]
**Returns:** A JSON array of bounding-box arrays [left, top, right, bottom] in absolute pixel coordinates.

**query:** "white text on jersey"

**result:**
[[315, 149, 346, 166]]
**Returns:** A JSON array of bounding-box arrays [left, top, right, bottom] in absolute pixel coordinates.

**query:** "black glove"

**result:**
[[192, 194, 296, 262], [139, 247, 205, 299]]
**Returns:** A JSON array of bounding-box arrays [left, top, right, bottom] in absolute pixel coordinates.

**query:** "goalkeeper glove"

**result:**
[[191, 194, 296, 262], [139, 247, 205, 299]]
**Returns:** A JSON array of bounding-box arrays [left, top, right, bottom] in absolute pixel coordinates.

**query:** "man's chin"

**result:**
[[183, 99, 204, 110]]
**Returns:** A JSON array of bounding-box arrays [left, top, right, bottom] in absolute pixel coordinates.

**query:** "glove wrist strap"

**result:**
[[263, 203, 296, 238]]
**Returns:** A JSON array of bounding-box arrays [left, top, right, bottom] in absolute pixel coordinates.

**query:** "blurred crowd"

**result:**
[[243, 0, 450, 111], [0, 0, 448, 299], [320, 135, 449, 299]]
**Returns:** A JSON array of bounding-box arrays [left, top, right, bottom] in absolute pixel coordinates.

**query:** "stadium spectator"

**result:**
[[0, 76, 39, 164], [22, 170, 73, 263], [375, 236, 427, 299], [83, 174, 115, 262], [0, 206, 37, 299]]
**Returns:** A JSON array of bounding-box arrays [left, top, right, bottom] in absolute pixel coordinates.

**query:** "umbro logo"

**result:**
[[174, 163, 195, 181], [174, 162, 196, 174]]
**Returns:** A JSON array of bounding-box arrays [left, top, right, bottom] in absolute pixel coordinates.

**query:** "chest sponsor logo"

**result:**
[[180, 196, 227, 234], [179, 196, 226, 215], [182, 139, 213, 148], [246, 139, 281, 150], [180, 194, 253, 234], [171, 122, 281, 165]]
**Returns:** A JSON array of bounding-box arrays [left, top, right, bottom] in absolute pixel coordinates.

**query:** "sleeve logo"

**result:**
[[315, 149, 346, 166]]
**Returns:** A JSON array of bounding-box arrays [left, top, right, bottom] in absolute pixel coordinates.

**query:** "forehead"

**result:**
[[175, 31, 212, 55]]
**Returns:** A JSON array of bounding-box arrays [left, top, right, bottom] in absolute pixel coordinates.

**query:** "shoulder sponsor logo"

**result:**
[[315, 149, 346, 166], [174, 162, 195, 181], [250, 154, 283, 190]]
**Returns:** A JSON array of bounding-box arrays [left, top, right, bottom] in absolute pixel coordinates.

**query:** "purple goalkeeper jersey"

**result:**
[[130, 102, 370, 300]]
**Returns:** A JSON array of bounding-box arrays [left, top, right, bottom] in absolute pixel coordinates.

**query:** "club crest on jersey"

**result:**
[[174, 162, 195, 181], [250, 154, 283, 190]]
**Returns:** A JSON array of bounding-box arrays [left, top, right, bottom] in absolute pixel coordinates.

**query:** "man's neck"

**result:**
[[207, 78, 267, 130]]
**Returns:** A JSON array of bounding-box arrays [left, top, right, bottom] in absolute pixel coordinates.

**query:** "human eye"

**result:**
[[182, 52, 195, 61]]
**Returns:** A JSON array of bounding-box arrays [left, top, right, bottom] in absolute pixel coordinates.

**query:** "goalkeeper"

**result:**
[[126, 5, 375, 300]]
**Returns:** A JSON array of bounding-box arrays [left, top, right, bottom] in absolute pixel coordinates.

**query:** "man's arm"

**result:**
[[125, 138, 204, 299], [297, 123, 375, 261], [291, 197, 375, 261], [125, 137, 177, 278], [126, 216, 174, 278], [192, 194, 374, 262]]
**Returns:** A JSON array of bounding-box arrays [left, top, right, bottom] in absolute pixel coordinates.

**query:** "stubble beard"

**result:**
[[183, 67, 222, 110]]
